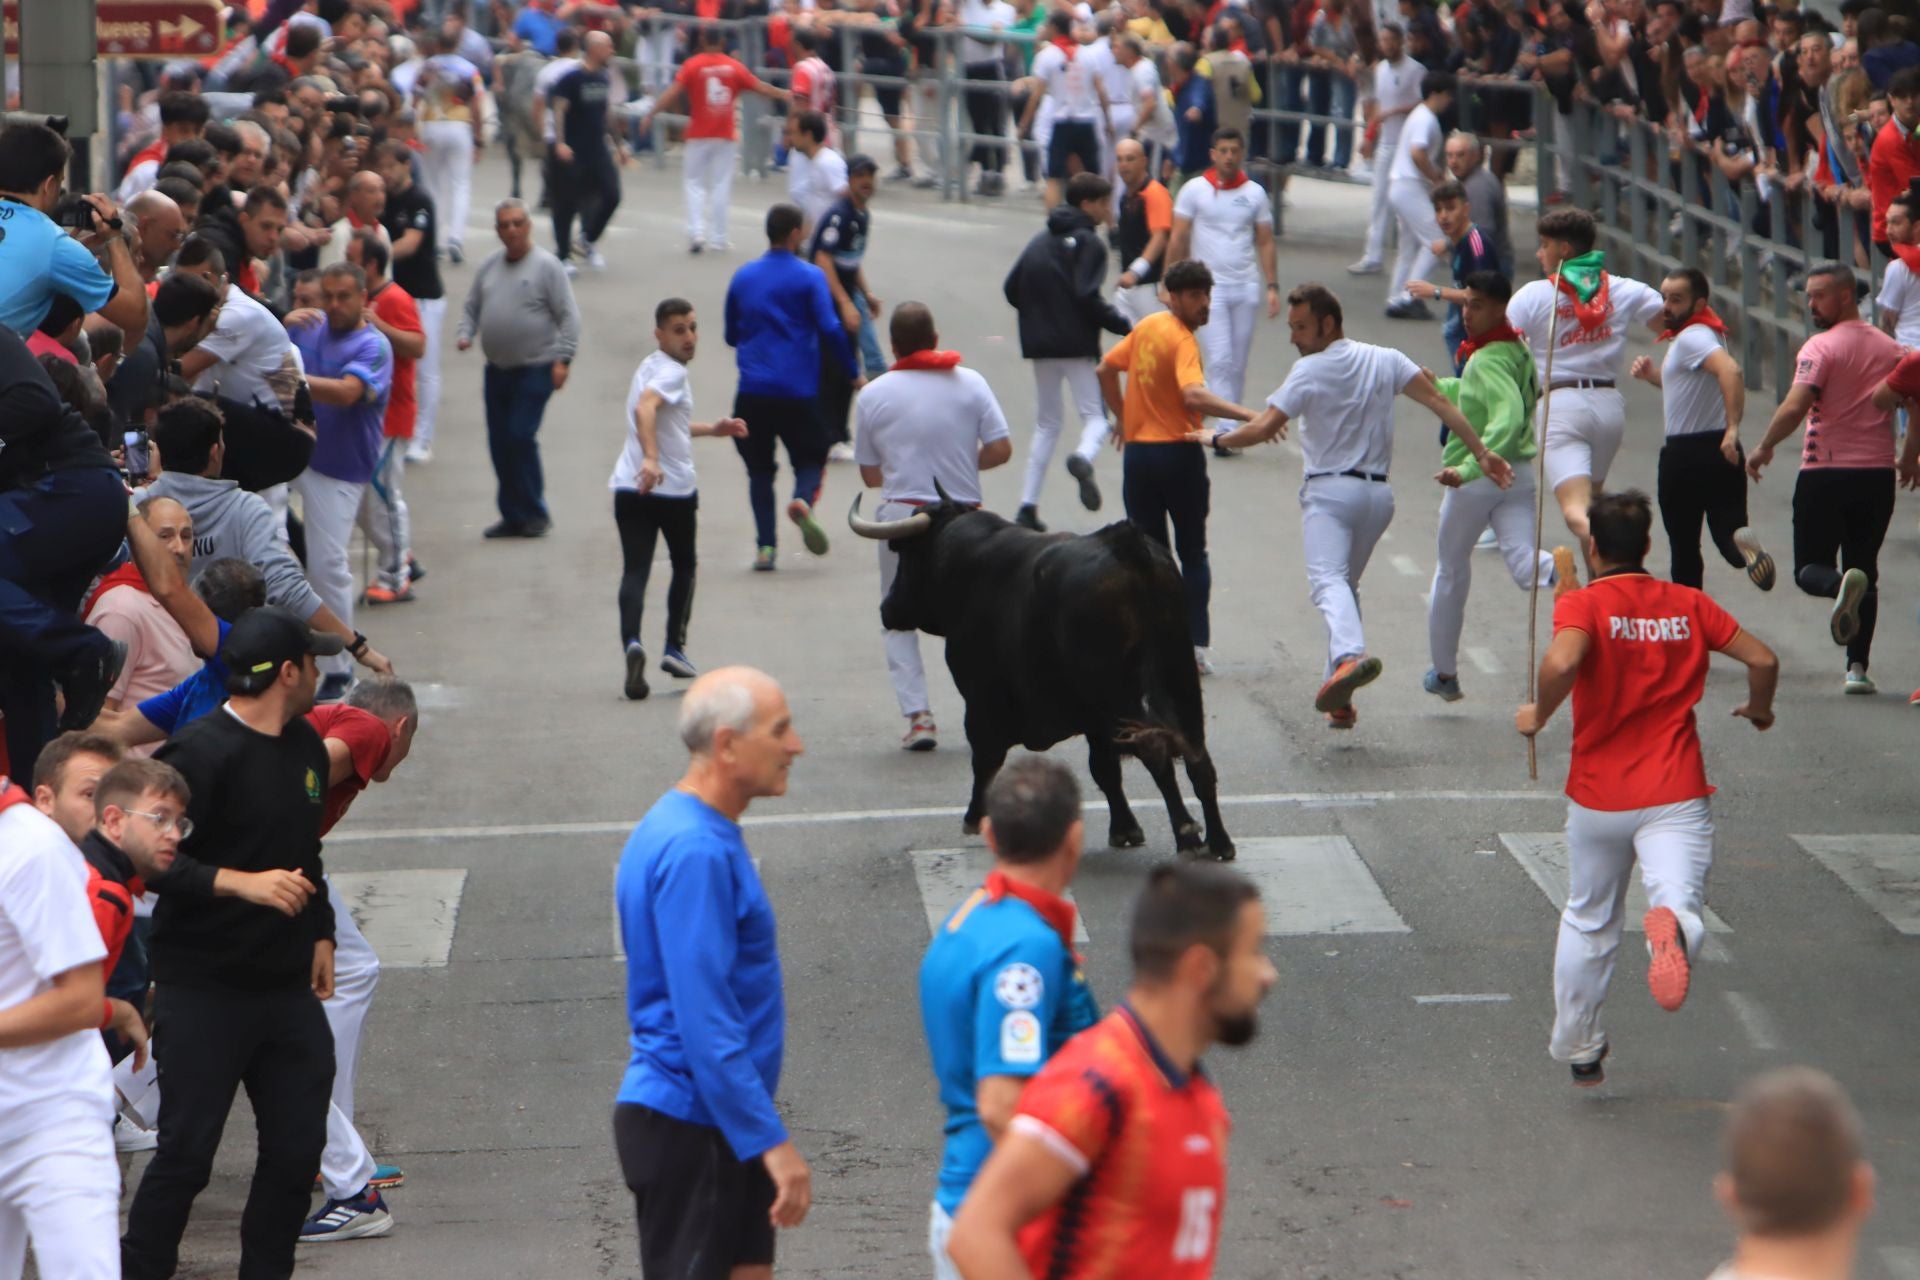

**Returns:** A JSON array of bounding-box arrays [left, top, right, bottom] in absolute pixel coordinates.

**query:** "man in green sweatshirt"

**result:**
[[1424, 270, 1567, 702]]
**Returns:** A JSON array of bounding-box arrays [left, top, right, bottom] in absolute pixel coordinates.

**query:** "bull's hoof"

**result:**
[[1209, 837, 1237, 862], [1109, 824, 1147, 849], [1175, 822, 1204, 848], [963, 817, 983, 836]]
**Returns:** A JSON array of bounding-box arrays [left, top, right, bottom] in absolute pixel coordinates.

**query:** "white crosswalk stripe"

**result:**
[[911, 848, 1090, 942], [330, 869, 468, 968], [1791, 836, 1920, 935], [1497, 834, 1733, 933]]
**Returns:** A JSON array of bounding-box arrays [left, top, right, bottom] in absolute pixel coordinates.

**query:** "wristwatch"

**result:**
[[348, 631, 370, 658]]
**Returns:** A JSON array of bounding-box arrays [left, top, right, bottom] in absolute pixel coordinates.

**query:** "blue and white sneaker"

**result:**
[[660, 646, 699, 679], [367, 1164, 405, 1191], [1423, 668, 1464, 702], [299, 1186, 393, 1243]]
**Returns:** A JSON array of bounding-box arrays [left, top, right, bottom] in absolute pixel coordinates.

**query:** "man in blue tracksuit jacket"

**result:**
[[724, 201, 860, 571], [613, 665, 813, 1279]]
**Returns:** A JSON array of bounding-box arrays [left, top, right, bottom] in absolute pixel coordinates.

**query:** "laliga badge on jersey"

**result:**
[[1001, 1010, 1042, 1064], [305, 767, 322, 802], [994, 962, 1044, 1009]]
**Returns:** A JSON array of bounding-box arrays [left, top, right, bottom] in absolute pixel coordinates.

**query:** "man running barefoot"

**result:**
[[1516, 491, 1777, 1088]]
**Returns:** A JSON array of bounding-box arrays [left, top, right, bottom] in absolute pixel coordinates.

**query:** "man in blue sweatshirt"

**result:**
[[613, 665, 813, 1279], [724, 202, 861, 571]]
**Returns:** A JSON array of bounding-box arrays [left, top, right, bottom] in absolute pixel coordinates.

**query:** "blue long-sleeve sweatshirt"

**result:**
[[615, 789, 787, 1160], [724, 247, 857, 399]]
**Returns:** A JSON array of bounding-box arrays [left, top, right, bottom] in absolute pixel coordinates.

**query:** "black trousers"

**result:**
[[614, 488, 697, 650], [613, 1103, 775, 1280], [121, 983, 334, 1280], [1792, 466, 1896, 670], [550, 145, 622, 261], [1657, 431, 1748, 589], [964, 59, 1005, 172], [1122, 442, 1212, 648]]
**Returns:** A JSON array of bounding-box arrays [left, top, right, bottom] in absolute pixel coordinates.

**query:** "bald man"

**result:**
[[318, 171, 392, 271], [613, 667, 813, 1279], [85, 497, 201, 727], [127, 190, 187, 283], [1709, 1068, 1874, 1280], [1112, 138, 1172, 325]]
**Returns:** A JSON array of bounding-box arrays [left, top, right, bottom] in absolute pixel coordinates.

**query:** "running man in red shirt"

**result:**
[[1516, 491, 1778, 1088], [347, 231, 426, 606], [947, 862, 1276, 1280], [643, 24, 789, 253]]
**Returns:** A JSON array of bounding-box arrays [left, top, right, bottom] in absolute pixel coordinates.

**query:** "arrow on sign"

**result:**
[[158, 16, 202, 40]]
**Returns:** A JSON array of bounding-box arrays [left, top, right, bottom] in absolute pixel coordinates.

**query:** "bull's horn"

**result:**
[[847, 493, 933, 540], [933, 477, 952, 505]]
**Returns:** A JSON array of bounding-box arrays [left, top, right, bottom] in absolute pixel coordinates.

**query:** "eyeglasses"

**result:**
[[125, 810, 193, 839]]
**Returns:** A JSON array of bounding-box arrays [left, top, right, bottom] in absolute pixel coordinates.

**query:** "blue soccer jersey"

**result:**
[[919, 873, 1099, 1215]]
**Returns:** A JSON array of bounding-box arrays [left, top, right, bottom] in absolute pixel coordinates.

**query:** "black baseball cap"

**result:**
[[222, 605, 345, 679], [847, 153, 880, 178]]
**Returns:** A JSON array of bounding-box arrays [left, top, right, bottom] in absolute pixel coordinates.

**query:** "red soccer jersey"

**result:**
[[306, 704, 392, 836], [368, 281, 422, 440], [1553, 571, 1741, 812], [1012, 1007, 1231, 1280], [676, 52, 757, 141]]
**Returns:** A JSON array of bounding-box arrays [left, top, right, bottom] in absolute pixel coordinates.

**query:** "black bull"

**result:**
[[849, 495, 1235, 861]]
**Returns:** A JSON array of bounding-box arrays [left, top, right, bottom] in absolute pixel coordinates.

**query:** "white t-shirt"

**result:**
[[1660, 324, 1731, 438], [788, 146, 849, 234], [1389, 102, 1444, 183], [1268, 338, 1420, 476], [854, 365, 1011, 505], [0, 802, 113, 1144], [958, 0, 1016, 63], [610, 351, 697, 498], [192, 285, 293, 408], [1131, 59, 1176, 145], [1172, 176, 1272, 290], [1081, 38, 1131, 117], [1877, 259, 1920, 347], [1506, 274, 1665, 384], [1371, 56, 1425, 149], [1034, 42, 1103, 121]]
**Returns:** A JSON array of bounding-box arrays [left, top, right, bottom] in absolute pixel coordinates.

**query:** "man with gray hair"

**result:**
[[1443, 130, 1512, 278], [613, 666, 814, 1277]]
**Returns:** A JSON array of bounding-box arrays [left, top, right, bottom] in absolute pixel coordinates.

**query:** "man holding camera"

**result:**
[[0, 122, 147, 344]]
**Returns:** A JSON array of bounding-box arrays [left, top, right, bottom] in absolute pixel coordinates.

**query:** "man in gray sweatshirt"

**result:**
[[144, 399, 394, 679], [457, 198, 582, 539]]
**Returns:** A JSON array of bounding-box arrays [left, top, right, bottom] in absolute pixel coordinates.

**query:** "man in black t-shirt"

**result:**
[[550, 31, 630, 273], [809, 157, 886, 454], [376, 141, 448, 464], [122, 606, 344, 1280]]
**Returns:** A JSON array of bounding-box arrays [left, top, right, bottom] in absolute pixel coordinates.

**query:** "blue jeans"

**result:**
[[0, 463, 127, 776], [1121, 442, 1211, 647], [483, 362, 556, 527], [852, 293, 887, 377], [1276, 66, 1304, 164], [1306, 70, 1356, 170]]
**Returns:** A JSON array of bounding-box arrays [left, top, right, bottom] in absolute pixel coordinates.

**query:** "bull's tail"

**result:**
[[1112, 720, 1195, 759]]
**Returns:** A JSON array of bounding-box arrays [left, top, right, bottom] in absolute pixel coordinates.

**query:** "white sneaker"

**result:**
[[902, 713, 937, 751], [1475, 527, 1499, 550], [1845, 664, 1878, 696], [584, 242, 607, 270], [404, 443, 433, 464], [115, 1115, 158, 1153], [1346, 259, 1383, 276], [562, 259, 580, 277], [826, 441, 857, 463], [1195, 646, 1215, 676]]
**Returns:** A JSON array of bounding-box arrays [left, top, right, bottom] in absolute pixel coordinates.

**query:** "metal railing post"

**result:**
[[1535, 103, 1553, 211], [837, 23, 861, 159]]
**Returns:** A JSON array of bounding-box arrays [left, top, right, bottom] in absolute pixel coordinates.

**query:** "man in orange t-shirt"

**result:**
[[1516, 490, 1778, 1089], [1097, 258, 1254, 674]]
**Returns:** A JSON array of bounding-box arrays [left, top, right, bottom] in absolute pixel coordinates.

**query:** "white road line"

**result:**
[[1881, 1247, 1920, 1280], [1390, 554, 1422, 577], [1790, 836, 1920, 935], [1722, 992, 1781, 1051], [911, 849, 1089, 942], [330, 870, 467, 968], [1465, 647, 1503, 675], [1232, 836, 1410, 935], [1497, 834, 1733, 933], [324, 789, 1562, 843], [1412, 993, 1512, 1004]]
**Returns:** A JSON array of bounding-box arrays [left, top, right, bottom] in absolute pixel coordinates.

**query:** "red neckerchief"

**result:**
[[1691, 85, 1709, 126], [1555, 270, 1612, 333], [0, 781, 29, 816], [1050, 36, 1077, 58], [890, 349, 963, 372], [128, 140, 167, 173], [1229, 38, 1250, 54], [271, 52, 300, 82], [1658, 305, 1729, 341], [1203, 166, 1248, 190], [1893, 242, 1920, 274], [985, 869, 1080, 957], [82, 561, 150, 618], [347, 210, 380, 231], [1453, 323, 1523, 367]]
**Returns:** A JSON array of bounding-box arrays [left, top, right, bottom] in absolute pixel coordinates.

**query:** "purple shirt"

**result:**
[[290, 320, 392, 483]]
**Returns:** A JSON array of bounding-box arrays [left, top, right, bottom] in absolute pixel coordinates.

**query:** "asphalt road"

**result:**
[[125, 145, 1920, 1280]]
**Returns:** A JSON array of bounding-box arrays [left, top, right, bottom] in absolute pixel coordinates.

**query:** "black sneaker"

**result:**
[[483, 520, 528, 539], [57, 639, 127, 730], [1569, 1045, 1609, 1088], [624, 643, 650, 701], [1066, 454, 1102, 512], [1013, 505, 1046, 532], [522, 518, 552, 538]]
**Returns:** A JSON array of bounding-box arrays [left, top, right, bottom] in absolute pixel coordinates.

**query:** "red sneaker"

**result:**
[[1325, 706, 1357, 730], [1314, 656, 1382, 713], [1644, 906, 1691, 1012], [362, 583, 415, 606]]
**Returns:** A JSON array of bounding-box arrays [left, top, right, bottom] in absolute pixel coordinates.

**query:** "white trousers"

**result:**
[[1361, 141, 1396, 265], [928, 1201, 962, 1280], [320, 877, 381, 1201], [1551, 797, 1715, 1063], [1104, 105, 1136, 181], [1540, 385, 1627, 493], [356, 439, 411, 592], [1387, 177, 1442, 305], [1116, 282, 1165, 326], [0, 1122, 119, 1280], [684, 139, 737, 246], [420, 120, 475, 250], [414, 296, 447, 449], [1300, 474, 1395, 677], [1427, 470, 1554, 676], [292, 470, 366, 679], [1022, 358, 1109, 508], [877, 503, 930, 718], [261, 482, 291, 542], [1196, 284, 1260, 425]]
